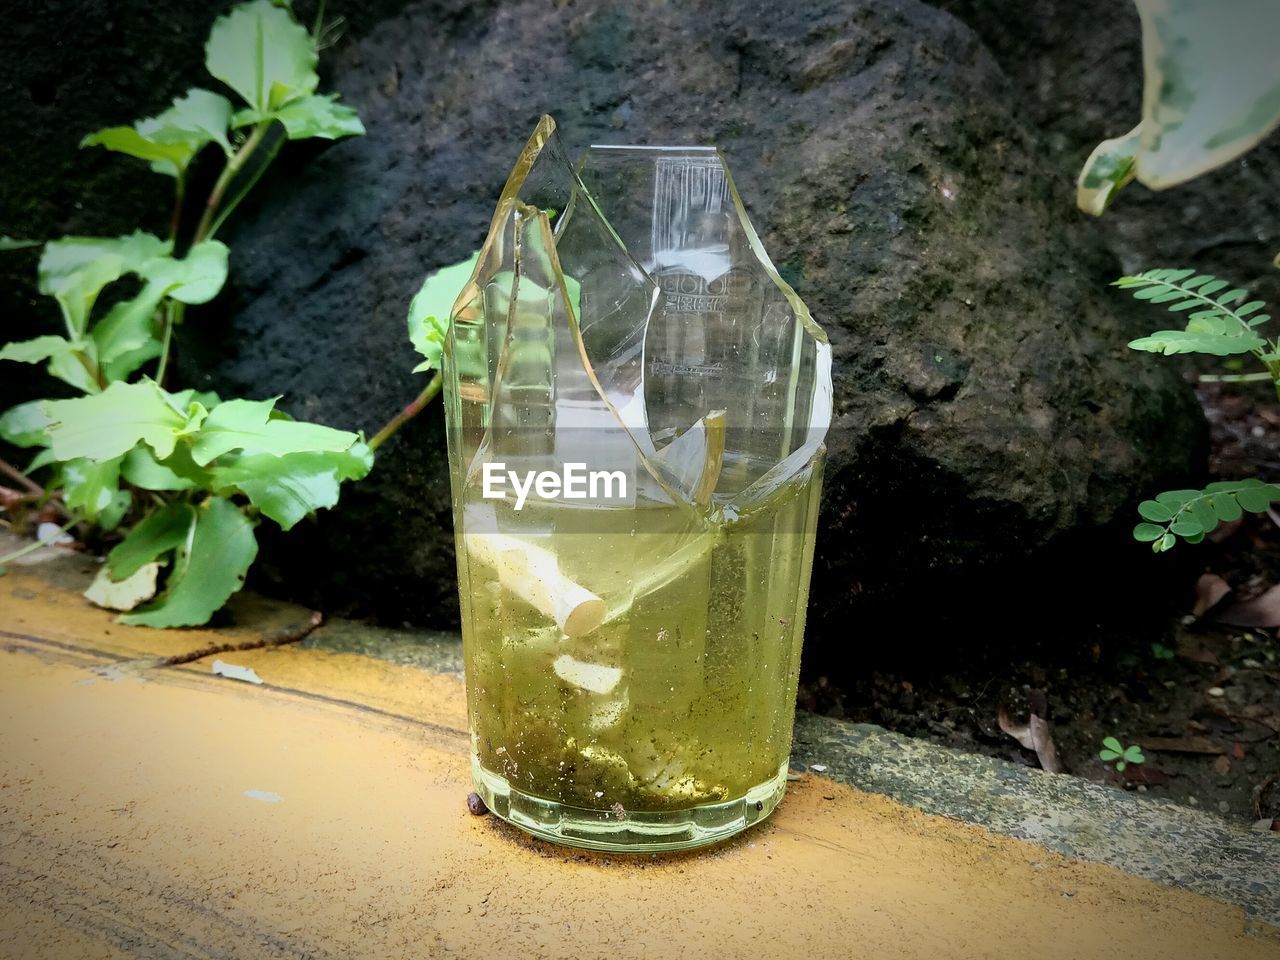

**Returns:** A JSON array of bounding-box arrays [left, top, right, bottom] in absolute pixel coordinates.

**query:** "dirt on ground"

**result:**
[[802, 376, 1280, 828]]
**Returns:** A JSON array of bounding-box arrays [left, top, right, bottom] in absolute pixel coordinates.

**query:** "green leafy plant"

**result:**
[[1117, 270, 1280, 551], [0, 0, 376, 625], [369, 251, 480, 452], [1077, 0, 1280, 214], [1099, 737, 1145, 772]]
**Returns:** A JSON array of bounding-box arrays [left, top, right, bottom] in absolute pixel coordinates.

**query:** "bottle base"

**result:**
[[471, 758, 789, 853]]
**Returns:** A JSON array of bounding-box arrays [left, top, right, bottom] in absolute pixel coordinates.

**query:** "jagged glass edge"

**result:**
[[444, 116, 690, 510], [446, 116, 832, 513]]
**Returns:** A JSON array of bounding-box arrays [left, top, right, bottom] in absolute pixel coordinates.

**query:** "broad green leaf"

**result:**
[[1236, 484, 1280, 513], [137, 240, 230, 304], [1157, 533, 1176, 552], [80, 127, 193, 175], [121, 497, 258, 628], [1133, 522, 1164, 543], [1128, 329, 1264, 356], [408, 252, 481, 372], [1079, 0, 1280, 212], [1137, 500, 1173, 523], [1209, 493, 1244, 522], [89, 241, 229, 371], [1154, 489, 1199, 506], [60, 456, 122, 523], [1187, 497, 1218, 533], [190, 397, 359, 465], [43, 380, 188, 462], [0, 335, 98, 393], [211, 443, 373, 529], [167, 388, 223, 410], [1168, 519, 1201, 537], [0, 237, 40, 250], [25, 449, 56, 474], [90, 286, 166, 366], [84, 561, 163, 612], [1102, 736, 1123, 753], [205, 0, 318, 112], [103, 342, 163, 384], [139, 88, 234, 156], [0, 401, 53, 448], [120, 445, 198, 491], [234, 94, 364, 139], [38, 232, 171, 336], [83, 89, 234, 176], [1134, 0, 1280, 186], [0, 335, 81, 364], [1076, 125, 1140, 216], [107, 501, 196, 580], [97, 489, 133, 532]]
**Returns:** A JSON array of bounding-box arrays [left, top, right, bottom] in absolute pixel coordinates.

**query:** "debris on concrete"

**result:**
[[212, 659, 263, 685], [243, 789, 283, 804]]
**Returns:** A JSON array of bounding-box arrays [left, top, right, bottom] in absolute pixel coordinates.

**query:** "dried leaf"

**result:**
[[998, 702, 1061, 773], [998, 706, 1035, 750], [1028, 713, 1061, 773], [1212, 755, 1232, 776], [1191, 573, 1232, 618], [83, 561, 161, 612]]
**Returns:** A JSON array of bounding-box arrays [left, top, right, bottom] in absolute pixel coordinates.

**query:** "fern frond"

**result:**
[[1133, 478, 1280, 552], [1115, 268, 1271, 359]]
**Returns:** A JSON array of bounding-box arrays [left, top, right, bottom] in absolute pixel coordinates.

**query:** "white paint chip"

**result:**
[[810, 764, 828, 772], [212, 659, 263, 684], [244, 789, 283, 804]]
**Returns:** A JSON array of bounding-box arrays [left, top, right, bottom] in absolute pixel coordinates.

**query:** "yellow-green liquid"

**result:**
[[460, 461, 822, 824]]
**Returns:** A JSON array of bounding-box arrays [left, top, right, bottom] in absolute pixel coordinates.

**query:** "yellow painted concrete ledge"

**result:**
[[2, 556, 1278, 960]]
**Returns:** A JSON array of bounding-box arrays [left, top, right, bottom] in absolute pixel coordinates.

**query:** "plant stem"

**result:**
[[57, 302, 107, 391], [194, 121, 271, 243], [0, 456, 43, 496], [155, 300, 184, 388], [0, 515, 79, 567], [1198, 372, 1277, 384], [169, 171, 186, 242], [75, 351, 108, 391], [368, 372, 443, 452], [205, 127, 284, 241], [160, 121, 273, 386]]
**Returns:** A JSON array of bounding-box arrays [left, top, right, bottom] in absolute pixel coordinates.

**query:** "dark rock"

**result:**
[[172, 0, 1207, 650], [934, 0, 1280, 307], [3, 0, 1219, 660]]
